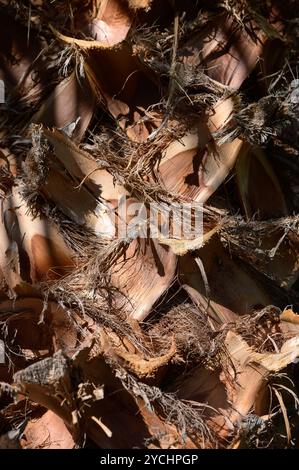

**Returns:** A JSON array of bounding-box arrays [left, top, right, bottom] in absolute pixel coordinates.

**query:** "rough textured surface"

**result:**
[[0, 0, 298, 450]]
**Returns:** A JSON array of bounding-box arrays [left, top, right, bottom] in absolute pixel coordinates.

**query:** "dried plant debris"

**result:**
[[0, 0, 299, 450], [214, 94, 299, 150]]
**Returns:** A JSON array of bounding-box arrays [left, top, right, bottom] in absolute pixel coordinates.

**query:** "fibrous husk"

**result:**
[[0, 0, 299, 451]]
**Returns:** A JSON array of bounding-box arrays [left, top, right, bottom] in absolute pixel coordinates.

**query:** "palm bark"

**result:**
[[0, 0, 299, 449]]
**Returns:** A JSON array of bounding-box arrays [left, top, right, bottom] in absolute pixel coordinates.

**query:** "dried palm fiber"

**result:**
[[45, 9, 273, 321], [11, 333, 215, 449], [0, 0, 298, 450], [167, 330, 299, 443], [221, 215, 299, 290], [22, 124, 177, 321]]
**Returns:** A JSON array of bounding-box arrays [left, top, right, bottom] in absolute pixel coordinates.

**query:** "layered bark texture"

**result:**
[[0, 0, 299, 449]]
